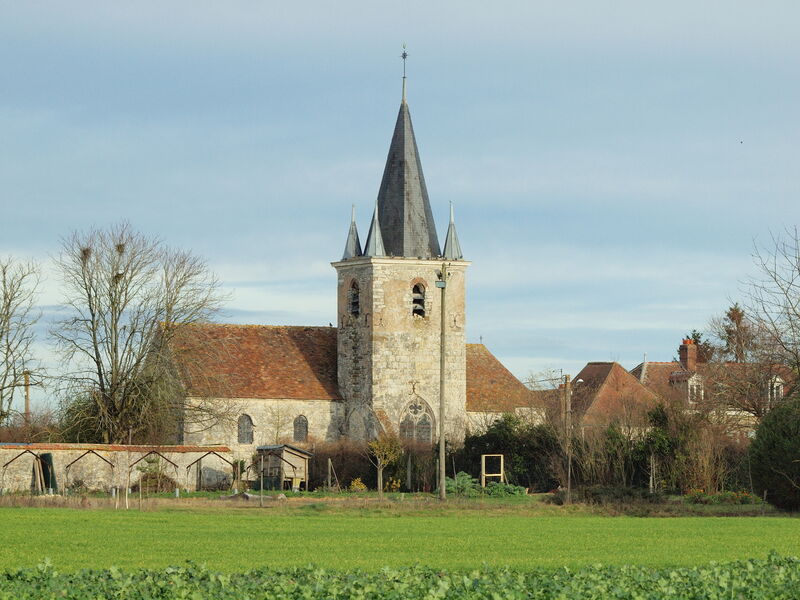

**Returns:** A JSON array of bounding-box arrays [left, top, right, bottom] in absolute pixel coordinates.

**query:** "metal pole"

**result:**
[[437, 264, 448, 501], [565, 374, 572, 505]]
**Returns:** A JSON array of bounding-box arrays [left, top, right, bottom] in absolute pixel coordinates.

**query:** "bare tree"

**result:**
[[52, 223, 231, 443], [0, 257, 40, 424], [745, 228, 800, 393]]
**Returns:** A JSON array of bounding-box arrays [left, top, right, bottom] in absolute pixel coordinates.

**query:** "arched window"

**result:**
[[237, 414, 254, 444], [348, 281, 360, 316], [412, 284, 425, 317], [293, 415, 308, 442], [399, 400, 434, 443]]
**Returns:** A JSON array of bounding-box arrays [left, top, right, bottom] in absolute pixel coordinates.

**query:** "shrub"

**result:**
[[484, 481, 527, 497], [684, 489, 760, 505], [458, 415, 561, 492], [347, 477, 367, 493], [444, 472, 480, 497], [749, 398, 800, 511]]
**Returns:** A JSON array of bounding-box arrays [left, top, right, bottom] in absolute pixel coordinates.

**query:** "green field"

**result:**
[[2, 506, 800, 571]]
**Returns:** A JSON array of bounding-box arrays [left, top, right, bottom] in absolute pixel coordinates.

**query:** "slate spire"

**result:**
[[363, 200, 386, 257], [375, 83, 441, 258], [442, 202, 463, 260], [342, 205, 362, 260]]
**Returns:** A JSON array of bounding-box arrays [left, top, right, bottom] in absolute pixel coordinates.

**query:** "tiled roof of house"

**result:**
[[631, 359, 794, 398], [465, 344, 535, 412], [172, 324, 340, 400], [572, 362, 658, 426]]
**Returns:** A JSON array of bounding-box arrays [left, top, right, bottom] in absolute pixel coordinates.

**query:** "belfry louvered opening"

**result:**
[[348, 281, 360, 316], [411, 284, 426, 317]]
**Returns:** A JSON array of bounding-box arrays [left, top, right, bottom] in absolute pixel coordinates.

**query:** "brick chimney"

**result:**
[[679, 339, 697, 371]]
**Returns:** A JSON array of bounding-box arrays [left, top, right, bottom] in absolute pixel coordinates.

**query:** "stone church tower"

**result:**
[[332, 84, 469, 441]]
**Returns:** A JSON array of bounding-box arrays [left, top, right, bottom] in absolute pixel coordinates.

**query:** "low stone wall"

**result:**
[[0, 443, 232, 494]]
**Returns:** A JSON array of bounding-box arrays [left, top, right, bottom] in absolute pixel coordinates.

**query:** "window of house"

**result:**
[[293, 415, 308, 442], [412, 284, 426, 317], [237, 414, 254, 444], [688, 382, 704, 405], [768, 377, 784, 406], [348, 281, 360, 316], [399, 400, 434, 443]]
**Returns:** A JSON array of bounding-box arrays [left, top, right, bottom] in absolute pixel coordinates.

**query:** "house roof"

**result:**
[[172, 324, 340, 400], [572, 362, 658, 426], [631, 358, 795, 401], [465, 343, 535, 412]]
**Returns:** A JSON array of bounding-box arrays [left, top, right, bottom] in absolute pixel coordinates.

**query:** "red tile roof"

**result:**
[[572, 362, 658, 426], [172, 324, 340, 400], [173, 326, 531, 413], [465, 344, 535, 412]]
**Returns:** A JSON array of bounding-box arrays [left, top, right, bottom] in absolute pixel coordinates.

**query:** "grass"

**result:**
[[1, 499, 799, 571]]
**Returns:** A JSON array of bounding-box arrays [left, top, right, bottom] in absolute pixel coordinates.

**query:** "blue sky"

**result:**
[[2, 2, 799, 409]]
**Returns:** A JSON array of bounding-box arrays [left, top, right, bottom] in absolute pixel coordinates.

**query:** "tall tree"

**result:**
[[0, 257, 40, 424], [52, 223, 231, 443], [718, 304, 755, 362]]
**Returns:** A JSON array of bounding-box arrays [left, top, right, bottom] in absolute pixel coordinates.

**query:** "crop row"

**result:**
[[1, 553, 799, 599]]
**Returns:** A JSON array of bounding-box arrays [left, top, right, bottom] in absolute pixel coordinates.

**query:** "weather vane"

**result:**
[[401, 44, 408, 101]]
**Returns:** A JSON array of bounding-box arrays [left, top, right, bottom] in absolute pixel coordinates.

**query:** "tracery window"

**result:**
[[349, 281, 360, 316], [237, 414, 254, 444], [293, 415, 308, 442], [399, 400, 434, 443], [411, 284, 426, 317]]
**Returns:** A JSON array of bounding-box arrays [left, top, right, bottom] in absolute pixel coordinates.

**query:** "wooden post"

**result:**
[[327, 458, 332, 490], [259, 453, 264, 508], [23, 371, 31, 433]]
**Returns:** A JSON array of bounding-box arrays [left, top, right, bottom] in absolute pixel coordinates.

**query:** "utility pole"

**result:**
[[436, 263, 448, 501], [24, 371, 31, 422], [564, 374, 572, 505]]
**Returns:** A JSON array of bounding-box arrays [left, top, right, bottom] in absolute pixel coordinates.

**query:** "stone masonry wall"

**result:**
[[334, 257, 469, 440], [183, 397, 344, 459], [0, 444, 231, 493]]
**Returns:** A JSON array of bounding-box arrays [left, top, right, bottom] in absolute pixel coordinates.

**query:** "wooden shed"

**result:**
[[255, 444, 313, 491]]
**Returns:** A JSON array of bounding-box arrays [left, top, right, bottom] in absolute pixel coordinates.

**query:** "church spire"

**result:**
[[342, 204, 362, 260], [442, 202, 463, 260], [363, 200, 386, 257], [374, 49, 441, 259]]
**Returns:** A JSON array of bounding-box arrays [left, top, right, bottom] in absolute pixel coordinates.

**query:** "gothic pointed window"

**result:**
[[412, 284, 426, 317], [399, 399, 434, 443], [293, 415, 308, 442], [237, 414, 254, 444], [349, 281, 360, 316]]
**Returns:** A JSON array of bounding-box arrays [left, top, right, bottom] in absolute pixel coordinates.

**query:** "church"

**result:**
[[177, 81, 534, 457]]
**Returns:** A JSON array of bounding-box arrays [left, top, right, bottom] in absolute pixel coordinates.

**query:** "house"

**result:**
[[630, 338, 792, 431], [569, 362, 658, 435]]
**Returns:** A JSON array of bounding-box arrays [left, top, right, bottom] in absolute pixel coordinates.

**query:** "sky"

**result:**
[[1, 1, 799, 410]]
